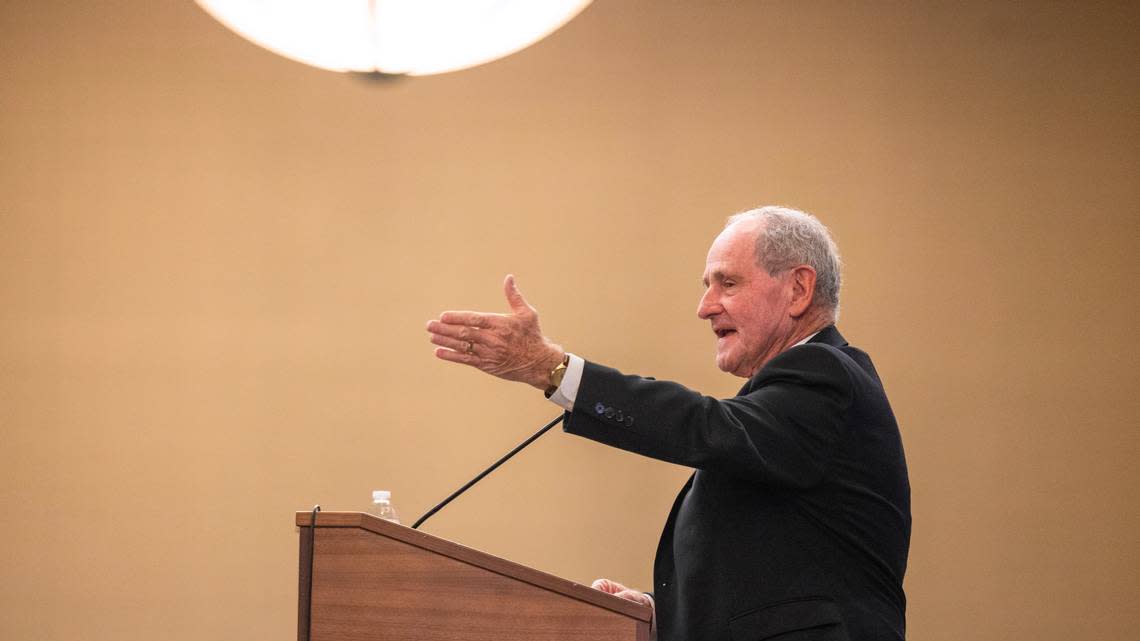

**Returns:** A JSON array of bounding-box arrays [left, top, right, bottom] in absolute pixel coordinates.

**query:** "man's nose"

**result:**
[[697, 289, 719, 319]]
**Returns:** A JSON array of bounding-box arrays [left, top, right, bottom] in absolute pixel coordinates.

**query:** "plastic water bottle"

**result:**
[[369, 490, 400, 524]]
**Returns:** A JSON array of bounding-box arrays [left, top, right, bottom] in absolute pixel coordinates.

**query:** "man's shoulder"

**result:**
[[767, 335, 886, 398], [754, 343, 856, 390], [766, 340, 854, 374], [755, 331, 884, 390]]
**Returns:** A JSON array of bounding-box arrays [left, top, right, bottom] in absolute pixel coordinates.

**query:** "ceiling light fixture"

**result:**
[[196, 0, 593, 78]]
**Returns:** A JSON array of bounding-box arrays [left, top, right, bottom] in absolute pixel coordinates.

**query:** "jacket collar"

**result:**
[[807, 324, 847, 348]]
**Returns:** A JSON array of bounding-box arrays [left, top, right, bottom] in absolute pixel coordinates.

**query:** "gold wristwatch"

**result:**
[[544, 354, 570, 398]]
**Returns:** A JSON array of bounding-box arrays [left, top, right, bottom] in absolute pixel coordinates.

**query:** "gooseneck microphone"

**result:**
[[411, 414, 565, 530]]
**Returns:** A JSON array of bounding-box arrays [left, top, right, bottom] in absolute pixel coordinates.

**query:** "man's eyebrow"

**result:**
[[702, 270, 728, 286]]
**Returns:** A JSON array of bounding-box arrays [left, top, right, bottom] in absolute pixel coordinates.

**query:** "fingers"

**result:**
[[437, 311, 496, 328], [591, 578, 625, 594], [503, 274, 533, 315], [427, 318, 506, 359], [433, 346, 478, 365], [429, 332, 480, 356], [615, 590, 652, 607], [591, 579, 651, 607], [426, 318, 493, 342]]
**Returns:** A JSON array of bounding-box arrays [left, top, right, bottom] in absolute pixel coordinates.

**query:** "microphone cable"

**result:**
[[411, 414, 565, 530]]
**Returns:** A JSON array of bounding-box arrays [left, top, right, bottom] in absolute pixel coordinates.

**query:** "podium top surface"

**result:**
[[296, 511, 652, 622]]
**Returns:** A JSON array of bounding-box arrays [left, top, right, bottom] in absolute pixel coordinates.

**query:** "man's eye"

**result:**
[[723, 281, 735, 288]]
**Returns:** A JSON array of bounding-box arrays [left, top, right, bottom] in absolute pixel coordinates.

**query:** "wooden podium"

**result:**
[[296, 512, 652, 641]]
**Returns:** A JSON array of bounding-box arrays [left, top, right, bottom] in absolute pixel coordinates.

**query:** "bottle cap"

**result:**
[[372, 490, 391, 502]]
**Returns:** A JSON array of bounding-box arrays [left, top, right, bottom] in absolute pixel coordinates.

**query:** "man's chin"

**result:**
[[715, 354, 736, 374]]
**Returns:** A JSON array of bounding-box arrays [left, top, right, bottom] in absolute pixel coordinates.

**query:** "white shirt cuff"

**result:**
[[546, 353, 584, 411]]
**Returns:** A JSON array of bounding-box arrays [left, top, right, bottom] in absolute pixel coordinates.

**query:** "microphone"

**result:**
[[411, 414, 565, 530]]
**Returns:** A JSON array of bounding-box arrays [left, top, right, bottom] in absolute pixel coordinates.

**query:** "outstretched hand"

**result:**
[[426, 275, 565, 390], [592, 578, 654, 609]]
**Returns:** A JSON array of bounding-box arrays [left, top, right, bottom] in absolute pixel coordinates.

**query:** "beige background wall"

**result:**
[[2, 1, 1137, 639]]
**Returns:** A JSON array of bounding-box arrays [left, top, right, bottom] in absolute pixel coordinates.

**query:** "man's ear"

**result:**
[[787, 265, 817, 317]]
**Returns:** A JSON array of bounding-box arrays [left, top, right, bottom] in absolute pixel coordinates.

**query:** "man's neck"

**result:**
[[743, 316, 834, 377], [786, 314, 832, 348]]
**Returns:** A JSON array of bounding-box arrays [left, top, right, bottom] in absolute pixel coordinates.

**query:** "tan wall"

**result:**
[[2, 1, 1137, 639]]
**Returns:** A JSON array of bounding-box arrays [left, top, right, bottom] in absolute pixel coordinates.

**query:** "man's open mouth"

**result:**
[[715, 329, 736, 338]]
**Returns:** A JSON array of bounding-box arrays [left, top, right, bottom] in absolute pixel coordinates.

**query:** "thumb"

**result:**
[[503, 274, 532, 314]]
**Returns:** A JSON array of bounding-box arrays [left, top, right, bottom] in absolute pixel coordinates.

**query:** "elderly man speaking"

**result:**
[[426, 206, 911, 641]]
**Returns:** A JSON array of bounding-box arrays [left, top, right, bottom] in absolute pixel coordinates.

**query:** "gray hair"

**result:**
[[727, 205, 842, 320]]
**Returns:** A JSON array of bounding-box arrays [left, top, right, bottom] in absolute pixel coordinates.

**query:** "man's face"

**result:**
[[698, 221, 795, 378]]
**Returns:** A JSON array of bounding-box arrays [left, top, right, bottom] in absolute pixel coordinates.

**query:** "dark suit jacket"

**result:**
[[563, 326, 910, 641]]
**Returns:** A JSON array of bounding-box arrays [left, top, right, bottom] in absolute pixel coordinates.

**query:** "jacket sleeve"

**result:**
[[563, 344, 855, 488]]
